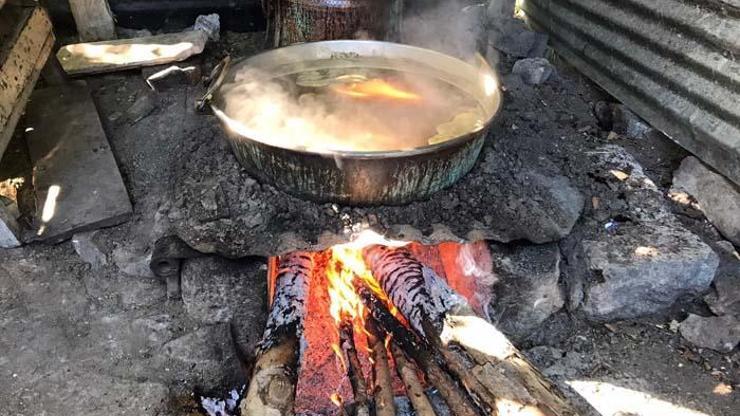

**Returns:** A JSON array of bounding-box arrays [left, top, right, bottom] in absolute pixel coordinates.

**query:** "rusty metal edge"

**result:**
[[522, 0, 740, 187]]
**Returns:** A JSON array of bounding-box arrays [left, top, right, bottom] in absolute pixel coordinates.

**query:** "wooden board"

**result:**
[[57, 30, 209, 75], [69, 0, 117, 41], [24, 81, 133, 243], [0, 5, 54, 161]]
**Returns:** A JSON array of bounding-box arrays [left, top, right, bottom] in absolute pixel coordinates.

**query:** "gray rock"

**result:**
[[489, 243, 565, 341], [126, 93, 158, 125], [72, 231, 107, 269], [673, 156, 740, 246], [679, 314, 740, 353], [512, 58, 555, 85], [118, 277, 166, 308], [704, 241, 740, 317], [488, 18, 549, 58], [113, 245, 155, 278], [577, 223, 719, 321], [181, 257, 267, 354], [160, 324, 240, 388]]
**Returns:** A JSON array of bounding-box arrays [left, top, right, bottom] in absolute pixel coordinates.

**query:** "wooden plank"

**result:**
[[68, 0, 117, 42], [24, 81, 133, 243], [0, 6, 54, 161], [57, 30, 210, 75]]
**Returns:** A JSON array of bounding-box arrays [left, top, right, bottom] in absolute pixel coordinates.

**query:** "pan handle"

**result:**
[[196, 55, 232, 111]]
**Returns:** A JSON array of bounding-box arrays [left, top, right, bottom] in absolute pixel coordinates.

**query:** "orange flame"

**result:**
[[331, 78, 422, 102], [330, 393, 343, 408]]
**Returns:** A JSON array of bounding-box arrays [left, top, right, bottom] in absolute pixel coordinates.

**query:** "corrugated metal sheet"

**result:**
[[521, 0, 740, 186]]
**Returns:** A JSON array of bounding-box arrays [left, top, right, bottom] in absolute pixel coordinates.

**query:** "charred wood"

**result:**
[[364, 246, 579, 416], [365, 317, 396, 416], [242, 251, 312, 416], [339, 319, 370, 416], [390, 342, 436, 416], [354, 279, 480, 416]]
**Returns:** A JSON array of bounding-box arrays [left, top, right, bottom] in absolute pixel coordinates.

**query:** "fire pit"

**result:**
[[206, 40, 502, 205], [242, 231, 578, 416]]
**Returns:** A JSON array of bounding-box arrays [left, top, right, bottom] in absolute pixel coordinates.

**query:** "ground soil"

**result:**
[[0, 31, 737, 415]]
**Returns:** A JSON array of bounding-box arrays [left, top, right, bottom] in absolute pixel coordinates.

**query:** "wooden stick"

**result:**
[[339, 319, 370, 416], [390, 342, 436, 416], [366, 318, 396, 416], [69, 0, 117, 42], [364, 245, 580, 416], [354, 279, 480, 416], [241, 252, 312, 416]]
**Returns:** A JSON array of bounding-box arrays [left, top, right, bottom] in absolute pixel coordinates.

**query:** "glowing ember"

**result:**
[[330, 78, 422, 102]]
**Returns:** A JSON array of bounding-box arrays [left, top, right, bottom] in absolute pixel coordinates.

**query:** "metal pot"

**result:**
[[206, 40, 502, 206]]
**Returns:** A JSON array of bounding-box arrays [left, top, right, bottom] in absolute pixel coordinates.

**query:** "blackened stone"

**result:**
[[488, 242, 565, 341], [679, 314, 740, 353]]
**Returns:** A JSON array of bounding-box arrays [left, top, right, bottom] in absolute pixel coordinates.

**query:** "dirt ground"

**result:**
[[0, 31, 737, 415]]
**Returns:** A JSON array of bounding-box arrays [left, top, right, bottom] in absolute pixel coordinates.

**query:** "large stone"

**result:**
[[679, 314, 740, 353], [488, 17, 549, 58], [673, 156, 740, 246], [577, 223, 719, 321], [159, 324, 241, 389], [181, 256, 267, 355], [488, 242, 565, 341]]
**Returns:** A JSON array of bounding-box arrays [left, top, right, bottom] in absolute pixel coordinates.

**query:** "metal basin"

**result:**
[[209, 40, 502, 206]]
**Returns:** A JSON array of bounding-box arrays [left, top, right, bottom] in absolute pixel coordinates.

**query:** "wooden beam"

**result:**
[[0, 5, 54, 160], [68, 0, 117, 41], [57, 30, 211, 75]]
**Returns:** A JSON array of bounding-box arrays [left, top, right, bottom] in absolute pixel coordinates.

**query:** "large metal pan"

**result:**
[[207, 40, 502, 206]]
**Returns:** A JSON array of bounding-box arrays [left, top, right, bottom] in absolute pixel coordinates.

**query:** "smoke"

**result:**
[[401, 0, 489, 61], [216, 64, 483, 153]]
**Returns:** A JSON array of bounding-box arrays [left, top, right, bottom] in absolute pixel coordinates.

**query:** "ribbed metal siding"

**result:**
[[521, 0, 740, 186]]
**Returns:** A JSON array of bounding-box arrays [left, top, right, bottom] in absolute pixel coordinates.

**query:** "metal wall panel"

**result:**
[[521, 0, 740, 185]]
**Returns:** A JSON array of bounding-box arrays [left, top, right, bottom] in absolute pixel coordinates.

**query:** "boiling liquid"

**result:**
[[219, 65, 486, 153]]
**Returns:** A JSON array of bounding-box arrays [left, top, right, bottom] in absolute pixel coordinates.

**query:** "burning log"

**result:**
[[363, 245, 580, 416], [354, 279, 480, 416], [241, 252, 312, 416], [365, 318, 396, 416], [390, 343, 435, 416], [338, 319, 371, 416]]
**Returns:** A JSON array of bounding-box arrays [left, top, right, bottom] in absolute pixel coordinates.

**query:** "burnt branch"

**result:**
[[390, 342, 436, 416], [339, 319, 370, 416], [366, 317, 396, 416], [354, 278, 480, 416]]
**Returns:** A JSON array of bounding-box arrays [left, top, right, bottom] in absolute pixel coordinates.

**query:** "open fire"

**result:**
[[245, 231, 579, 416]]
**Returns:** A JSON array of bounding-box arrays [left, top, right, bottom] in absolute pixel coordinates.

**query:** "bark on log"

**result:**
[[363, 245, 580, 416], [242, 252, 312, 416], [354, 279, 480, 416], [390, 342, 436, 416], [366, 318, 396, 416]]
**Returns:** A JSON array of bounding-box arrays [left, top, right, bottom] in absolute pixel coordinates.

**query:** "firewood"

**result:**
[[390, 342, 436, 416], [354, 279, 480, 416], [365, 318, 396, 416], [364, 245, 580, 416], [339, 319, 371, 416], [241, 252, 312, 416]]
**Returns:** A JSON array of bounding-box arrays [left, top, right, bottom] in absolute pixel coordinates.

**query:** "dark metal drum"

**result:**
[[207, 40, 502, 206]]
